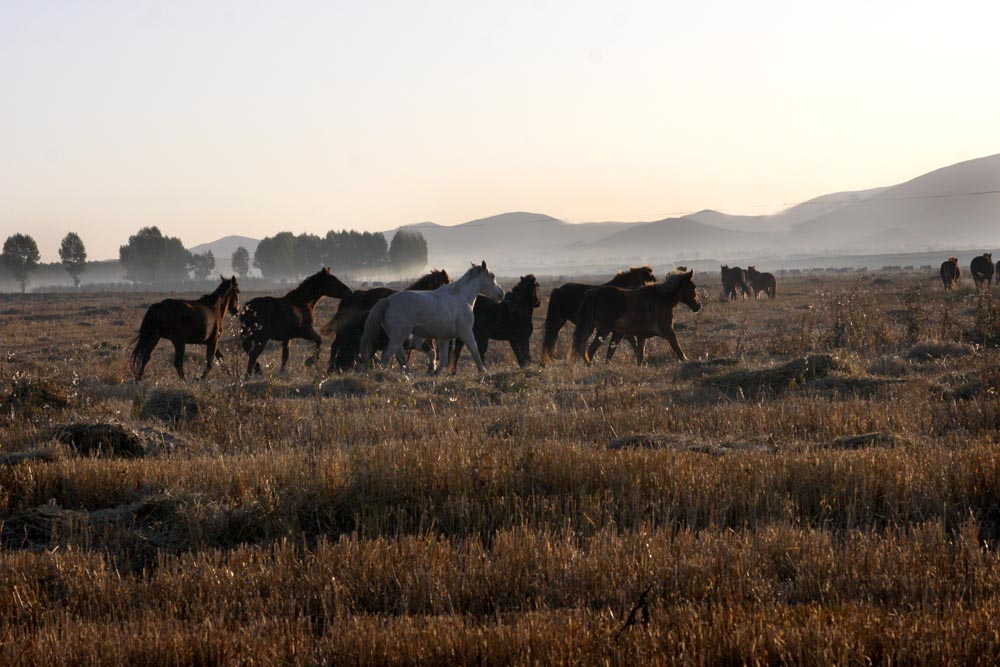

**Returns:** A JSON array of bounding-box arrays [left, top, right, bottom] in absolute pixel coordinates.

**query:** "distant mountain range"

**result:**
[[187, 153, 1000, 273]]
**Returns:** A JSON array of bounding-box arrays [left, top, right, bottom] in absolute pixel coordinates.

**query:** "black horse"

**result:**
[[971, 253, 994, 288], [541, 266, 657, 364], [450, 274, 541, 372], [130, 276, 241, 381], [241, 268, 352, 376]]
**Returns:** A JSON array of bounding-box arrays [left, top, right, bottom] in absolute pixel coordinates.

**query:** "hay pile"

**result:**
[[51, 423, 146, 458], [1, 377, 73, 418]]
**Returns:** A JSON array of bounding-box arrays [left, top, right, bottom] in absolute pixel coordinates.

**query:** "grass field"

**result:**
[[2, 269, 1000, 665]]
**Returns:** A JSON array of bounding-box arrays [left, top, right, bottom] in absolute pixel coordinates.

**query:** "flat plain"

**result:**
[[2, 269, 1000, 665]]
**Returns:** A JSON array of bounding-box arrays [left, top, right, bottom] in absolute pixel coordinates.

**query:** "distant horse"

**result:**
[[940, 257, 960, 290], [971, 253, 994, 288], [721, 265, 751, 300], [325, 270, 451, 373], [746, 266, 776, 299], [240, 268, 352, 376], [359, 261, 504, 374], [450, 274, 541, 372], [571, 269, 701, 365], [130, 276, 241, 381], [541, 266, 657, 364]]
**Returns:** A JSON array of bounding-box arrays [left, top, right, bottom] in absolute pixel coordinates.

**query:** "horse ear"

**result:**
[[686, 270, 694, 280], [219, 274, 225, 282], [324, 266, 330, 274], [481, 260, 487, 270]]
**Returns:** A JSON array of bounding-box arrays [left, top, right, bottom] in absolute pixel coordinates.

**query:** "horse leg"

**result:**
[[135, 336, 159, 380], [664, 327, 687, 361], [246, 338, 267, 377], [606, 332, 627, 362], [280, 341, 290, 373], [478, 338, 489, 365], [203, 337, 218, 379], [633, 337, 648, 366], [306, 328, 322, 368], [172, 342, 187, 380], [432, 338, 451, 375], [459, 329, 487, 374], [587, 328, 609, 365], [451, 338, 464, 374]]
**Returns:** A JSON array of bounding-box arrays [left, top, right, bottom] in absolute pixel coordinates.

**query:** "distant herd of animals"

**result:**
[[126, 253, 996, 380]]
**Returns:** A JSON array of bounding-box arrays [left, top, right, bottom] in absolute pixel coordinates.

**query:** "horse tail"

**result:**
[[570, 293, 598, 364], [541, 289, 564, 364], [359, 298, 391, 369], [130, 306, 161, 379]]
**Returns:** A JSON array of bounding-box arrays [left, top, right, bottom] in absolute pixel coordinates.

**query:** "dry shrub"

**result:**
[[1, 375, 73, 419]]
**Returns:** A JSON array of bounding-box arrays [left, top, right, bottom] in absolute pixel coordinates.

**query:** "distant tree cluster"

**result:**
[[2, 234, 41, 293], [252, 229, 426, 279], [119, 227, 192, 283]]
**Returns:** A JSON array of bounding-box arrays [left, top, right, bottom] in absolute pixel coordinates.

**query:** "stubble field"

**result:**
[[2, 269, 1000, 665]]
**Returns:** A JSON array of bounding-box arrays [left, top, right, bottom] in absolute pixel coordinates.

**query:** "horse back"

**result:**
[[148, 298, 216, 343]]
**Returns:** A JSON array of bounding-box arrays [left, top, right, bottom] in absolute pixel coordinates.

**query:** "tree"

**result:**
[[253, 232, 297, 280], [1, 234, 41, 293], [231, 246, 250, 279], [188, 250, 215, 282], [119, 226, 191, 283], [389, 229, 428, 274], [293, 233, 323, 273], [58, 232, 87, 288]]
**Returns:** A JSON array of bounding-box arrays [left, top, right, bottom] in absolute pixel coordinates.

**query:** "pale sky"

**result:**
[[3, 0, 1000, 261]]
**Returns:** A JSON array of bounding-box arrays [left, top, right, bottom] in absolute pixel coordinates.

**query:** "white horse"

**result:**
[[359, 261, 504, 374]]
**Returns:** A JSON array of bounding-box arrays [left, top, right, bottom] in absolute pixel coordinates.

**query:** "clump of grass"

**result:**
[[138, 388, 201, 423], [906, 340, 976, 361], [1, 374, 74, 420], [968, 290, 1000, 347], [707, 353, 840, 398], [51, 423, 146, 458]]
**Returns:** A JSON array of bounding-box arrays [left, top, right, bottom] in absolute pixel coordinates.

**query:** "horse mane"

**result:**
[[197, 278, 233, 304], [615, 265, 653, 279], [656, 269, 692, 296], [454, 263, 487, 285], [285, 269, 329, 300], [407, 269, 450, 290]]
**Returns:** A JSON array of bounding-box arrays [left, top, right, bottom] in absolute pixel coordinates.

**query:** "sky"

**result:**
[[2, 0, 1000, 261]]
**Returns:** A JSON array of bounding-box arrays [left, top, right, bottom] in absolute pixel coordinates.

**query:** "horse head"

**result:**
[[221, 275, 241, 315], [316, 267, 353, 300], [676, 270, 701, 313], [474, 260, 504, 302], [513, 275, 541, 308]]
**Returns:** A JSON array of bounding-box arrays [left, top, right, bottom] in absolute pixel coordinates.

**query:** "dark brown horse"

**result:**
[[571, 269, 701, 365], [940, 257, 960, 289], [130, 276, 241, 381], [541, 266, 657, 364], [746, 266, 776, 299], [325, 270, 451, 373], [971, 253, 994, 288], [450, 274, 541, 371], [721, 265, 750, 300], [241, 268, 352, 376]]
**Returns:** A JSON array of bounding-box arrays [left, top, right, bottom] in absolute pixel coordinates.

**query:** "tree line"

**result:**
[[252, 229, 427, 279], [1, 226, 428, 291]]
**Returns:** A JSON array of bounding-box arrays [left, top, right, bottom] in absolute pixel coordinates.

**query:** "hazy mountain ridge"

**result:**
[[185, 153, 1000, 271]]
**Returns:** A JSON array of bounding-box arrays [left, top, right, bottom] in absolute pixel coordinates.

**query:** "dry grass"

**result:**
[[1, 274, 1000, 664]]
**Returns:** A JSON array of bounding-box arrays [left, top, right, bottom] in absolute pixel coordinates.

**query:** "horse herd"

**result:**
[[940, 253, 997, 290], [128, 263, 706, 380]]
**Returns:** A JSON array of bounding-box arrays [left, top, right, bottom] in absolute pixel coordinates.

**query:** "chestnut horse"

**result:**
[[571, 269, 701, 365], [130, 276, 241, 381], [241, 268, 352, 376]]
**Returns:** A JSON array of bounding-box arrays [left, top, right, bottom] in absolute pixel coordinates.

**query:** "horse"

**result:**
[[540, 266, 657, 364], [971, 253, 994, 288], [570, 269, 701, 365], [324, 270, 451, 373], [240, 267, 352, 376], [721, 265, 751, 300], [450, 274, 541, 372], [320, 269, 450, 338], [130, 276, 241, 381], [940, 257, 960, 290], [745, 266, 777, 299], [359, 261, 504, 374]]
